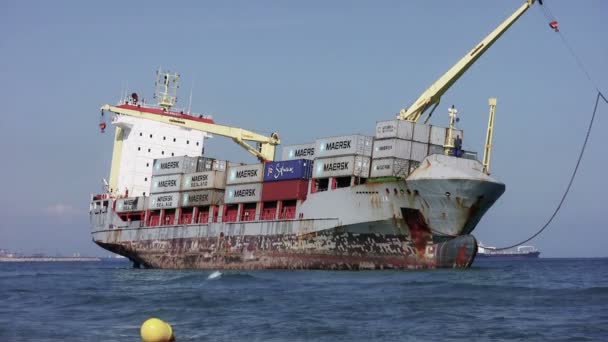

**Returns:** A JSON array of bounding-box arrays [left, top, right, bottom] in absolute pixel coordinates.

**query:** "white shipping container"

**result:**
[[224, 183, 263, 204], [149, 192, 181, 209], [370, 158, 410, 178], [182, 171, 226, 191], [281, 143, 315, 161], [152, 156, 198, 176], [226, 163, 264, 185], [410, 142, 429, 162], [115, 197, 145, 212], [412, 123, 431, 143], [315, 134, 373, 158], [375, 120, 414, 140], [372, 139, 412, 159], [429, 126, 447, 146], [181, 190, 224, 207], [313, 155, 371, 179], [150, 174, 182, 194]]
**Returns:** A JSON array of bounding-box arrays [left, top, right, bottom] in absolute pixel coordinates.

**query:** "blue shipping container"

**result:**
[[264, 159, 313, 182]]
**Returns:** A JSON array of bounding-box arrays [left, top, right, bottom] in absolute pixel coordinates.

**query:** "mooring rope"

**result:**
[[483, 1, 606, 250]]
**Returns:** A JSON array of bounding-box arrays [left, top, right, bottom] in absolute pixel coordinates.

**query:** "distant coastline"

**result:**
[[0, 256, 102, 262]]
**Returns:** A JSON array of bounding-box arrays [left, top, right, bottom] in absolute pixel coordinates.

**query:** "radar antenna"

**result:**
[[154, 68, 180, 110]]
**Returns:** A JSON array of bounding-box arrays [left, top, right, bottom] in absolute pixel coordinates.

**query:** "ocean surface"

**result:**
[[1, 258, 606, 341]]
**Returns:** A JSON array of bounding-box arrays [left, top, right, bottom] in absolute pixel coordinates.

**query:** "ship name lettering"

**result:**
[[325, 140, 351, 150], [236, 169, 258, 178], [324, 162, 349, 171]]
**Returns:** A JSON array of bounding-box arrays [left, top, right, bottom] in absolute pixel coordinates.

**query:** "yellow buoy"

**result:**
[[140, 317, 174, 342]]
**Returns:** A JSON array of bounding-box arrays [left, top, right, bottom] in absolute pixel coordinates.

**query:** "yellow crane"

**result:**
[[398, 0, 535, 123], [101, 70, 280, 192]]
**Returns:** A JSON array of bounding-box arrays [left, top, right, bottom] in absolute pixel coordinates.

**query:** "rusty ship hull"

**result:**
[[90, 155, 505, 269]]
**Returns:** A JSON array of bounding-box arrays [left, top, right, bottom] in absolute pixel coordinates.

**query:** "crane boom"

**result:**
[[101, 104, 280, 162], [398, 0, 535, 122]]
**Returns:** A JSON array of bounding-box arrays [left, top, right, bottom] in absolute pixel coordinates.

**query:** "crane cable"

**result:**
[[482, 1, 608, 250]]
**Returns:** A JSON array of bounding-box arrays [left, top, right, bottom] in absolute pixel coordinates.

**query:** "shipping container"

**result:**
[[410, 142, 429, 162], [224, 183, 263, 204], [226, 163, 264, 185], [196, 157, 228, 172], [372, 139, 412, 159], [375, 120, 414, 140], [429, 126, 447, 146], [150, 174, 182, 194], [412, 123, 431, 143], [315, 134, 373, 158], [152, 156, 198, 176], [281, 143, 315, 161], [115, 197, 145, 212], [261, 179, 308, 201], [181, 190, 224, 208], [313, 155, 371, 179], [263, 159, 313, 182], [181, 171, 226, 191], [428, 144, 445, 156], [370, 158, 410, 178], [149, 192, 181, 209]]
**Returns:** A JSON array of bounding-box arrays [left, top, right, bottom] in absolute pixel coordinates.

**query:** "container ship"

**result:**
[[90, 1, 537, 269]]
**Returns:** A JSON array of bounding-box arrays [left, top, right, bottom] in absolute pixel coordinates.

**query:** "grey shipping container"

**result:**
[[152, 156, 198, 176], [410, 142, 429, 162], [375, 120, 414, 140], [370, 158, 409, 178], [429, 126, 447, 146], [149, 192, 181, 209], [181, 190, 224, 207], [224, 183, 263, 204], [313, 155, 371, 179], [226, 163, 264, 185], [412, 123, 431, 143], [182, 171, 226, 191], [150, 174, 182, 194], [372, 139, 412, 160], [281, 143, 315, 161], [196, 157, 227, 172], [428, 144, 445, 156], [115, 197, 145, 212], [315, 134, 373, 158]]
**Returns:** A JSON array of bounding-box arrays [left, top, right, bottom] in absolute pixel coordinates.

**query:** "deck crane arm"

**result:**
[[398, 0, 535, 122], [100, 104, 280, 162]]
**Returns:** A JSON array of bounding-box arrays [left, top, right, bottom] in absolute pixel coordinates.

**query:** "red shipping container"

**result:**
[[262, 179, 308, 201]]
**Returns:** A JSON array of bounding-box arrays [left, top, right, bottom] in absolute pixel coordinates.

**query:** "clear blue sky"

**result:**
[[0, 0, 606, 257]]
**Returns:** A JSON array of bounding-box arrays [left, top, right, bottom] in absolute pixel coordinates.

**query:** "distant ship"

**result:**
[[477, 243, 540, 259]]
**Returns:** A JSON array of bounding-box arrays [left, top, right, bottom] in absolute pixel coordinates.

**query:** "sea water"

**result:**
[[0, 258, 606, 341]]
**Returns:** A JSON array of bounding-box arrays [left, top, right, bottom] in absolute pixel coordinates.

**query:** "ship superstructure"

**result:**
[[90, 1, 536, 269]]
